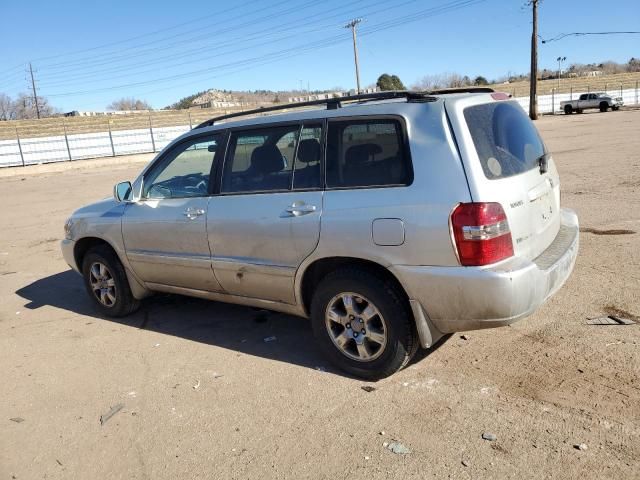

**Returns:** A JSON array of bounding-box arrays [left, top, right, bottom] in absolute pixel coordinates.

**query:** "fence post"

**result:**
[[188, 111, 193, 130], [604, 83, 607, 94], [15, 127, 25, 167], [551, 88, 555, 114], [63, 120, 72, 161], [636, 81, 638, 105], [148, 113, 156, 152], [620, 84, 623, 99], [570, 86, 573, 100], [107, 119, 116, 156]]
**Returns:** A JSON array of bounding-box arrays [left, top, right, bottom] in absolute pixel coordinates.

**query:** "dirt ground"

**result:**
[[1, 109, 639, 480]]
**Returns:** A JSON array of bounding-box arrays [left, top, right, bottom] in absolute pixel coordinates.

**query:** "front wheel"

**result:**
[[599, 102, 609, 112], [310, 268, 418, 380], [82, 245, 140, 317]]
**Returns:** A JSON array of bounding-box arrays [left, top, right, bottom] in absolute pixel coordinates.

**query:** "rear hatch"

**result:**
[[446, 95, 561, 262]]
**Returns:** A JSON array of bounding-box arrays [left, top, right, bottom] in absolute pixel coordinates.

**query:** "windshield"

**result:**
[[464, 102, 546, 180]]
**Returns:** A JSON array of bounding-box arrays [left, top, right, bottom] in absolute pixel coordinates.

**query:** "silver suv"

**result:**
[[61, 90, 579, 379]]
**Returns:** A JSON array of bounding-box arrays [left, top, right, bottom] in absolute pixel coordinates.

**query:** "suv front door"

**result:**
[[122, 133, 224, 292], [207, 123, 323, 304]]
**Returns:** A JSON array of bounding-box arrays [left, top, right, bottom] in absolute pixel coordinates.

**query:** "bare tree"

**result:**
[[6, 93, 57, 119], [107, 98, 152, 111], [0, 93, 13, 120], [412, 72, 472, 90]]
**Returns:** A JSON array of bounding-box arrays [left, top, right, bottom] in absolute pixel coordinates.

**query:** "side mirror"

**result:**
[[114, 181, 132, 203]]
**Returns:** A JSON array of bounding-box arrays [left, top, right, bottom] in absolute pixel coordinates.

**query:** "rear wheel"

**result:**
[[576, 108, 583, 114], [82, 245, 140, 317], [564, 105, 573, 114], [599, 102, 609, 112], [310, 268, 418, 380]]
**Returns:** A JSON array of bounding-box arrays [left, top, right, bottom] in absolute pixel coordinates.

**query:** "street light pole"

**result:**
[[344, 18, 362, 94], [557, 56, 566, 91]]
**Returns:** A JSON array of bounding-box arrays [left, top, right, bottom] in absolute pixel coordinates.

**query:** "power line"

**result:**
[[542, 31, 640, 43], [27, 0, 264, 65], [42, 0, 485, 101], [70, 0, 486, 109], [36, 4, 353, 85], [34, 0, 426, 89], [35, 0, 310, 71], [35, 0, 390, 81]]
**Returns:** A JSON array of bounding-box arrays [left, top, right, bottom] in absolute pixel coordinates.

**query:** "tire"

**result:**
[[599, 102, 608, 112], [576, 108, 583, 114], [564, 105, 573, 114], [612, 106, 619, 111], [82, 245, 140, 317], [310, 267, 418, 380]]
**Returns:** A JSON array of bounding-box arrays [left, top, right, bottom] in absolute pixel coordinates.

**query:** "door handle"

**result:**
[[183, 208, 205, 219], [285, 203, 317, 216]]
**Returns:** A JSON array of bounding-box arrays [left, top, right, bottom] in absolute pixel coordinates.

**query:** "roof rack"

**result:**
[[194, 90, 435, 129], [193, 88, 496, 129]]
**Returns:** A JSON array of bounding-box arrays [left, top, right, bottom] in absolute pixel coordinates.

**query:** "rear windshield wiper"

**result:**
[[537, 153, 550, 174]]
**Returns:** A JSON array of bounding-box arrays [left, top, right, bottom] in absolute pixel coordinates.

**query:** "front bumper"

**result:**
[[392, 208, 579, 334], [61, 239, 79, 272]]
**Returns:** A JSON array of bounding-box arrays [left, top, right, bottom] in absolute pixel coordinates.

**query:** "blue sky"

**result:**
[[1, 0, 638, 111]]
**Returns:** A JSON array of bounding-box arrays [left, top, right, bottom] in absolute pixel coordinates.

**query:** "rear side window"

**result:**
[[464, 102, 546, 180], [326, 119, 410, 188]]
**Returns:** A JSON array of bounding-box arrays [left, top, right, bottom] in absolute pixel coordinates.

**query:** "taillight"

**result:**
[[450, 202, 514, 266]]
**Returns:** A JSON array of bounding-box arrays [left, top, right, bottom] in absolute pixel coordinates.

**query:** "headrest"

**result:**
[[345, 143, 383, 167], [297, 139, 321, 164], [250, 144, 284, 175]]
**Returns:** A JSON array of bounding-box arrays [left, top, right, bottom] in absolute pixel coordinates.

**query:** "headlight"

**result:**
[[64, 218, 74, 240]]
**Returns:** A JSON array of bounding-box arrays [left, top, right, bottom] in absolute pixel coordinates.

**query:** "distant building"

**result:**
[[191, 89, 241, 109], [63, 110, 151, 117], [287, 88, 378, 104]]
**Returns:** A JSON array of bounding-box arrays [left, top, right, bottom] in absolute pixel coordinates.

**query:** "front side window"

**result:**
[[144, 135, 220, 199], [464, 101, 546, 180], [326, 119, 410, 188], [222, 125, 298, 193]]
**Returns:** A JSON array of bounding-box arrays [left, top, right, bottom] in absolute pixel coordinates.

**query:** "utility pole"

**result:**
[[528, 0, 539, 120], [344, 18, 362, 94], [28, 62, 40, 119]]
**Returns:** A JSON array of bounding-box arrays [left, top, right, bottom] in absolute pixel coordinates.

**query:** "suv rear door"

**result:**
[[207, 122, 323, 304], [446, 96, 561, 262]]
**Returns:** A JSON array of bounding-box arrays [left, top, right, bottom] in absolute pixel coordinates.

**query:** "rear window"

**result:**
[[464, 102, 546, 179]]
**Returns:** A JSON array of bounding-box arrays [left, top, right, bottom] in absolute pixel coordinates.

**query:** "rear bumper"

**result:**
[[391, 208, 579, 333]]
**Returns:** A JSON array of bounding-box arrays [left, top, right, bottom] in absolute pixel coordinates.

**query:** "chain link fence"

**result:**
[[1, 81, 639, 168], [0, 108, 240, 168]]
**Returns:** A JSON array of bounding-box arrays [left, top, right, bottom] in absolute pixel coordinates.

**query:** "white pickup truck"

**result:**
[[561, 92, 623, 114]]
